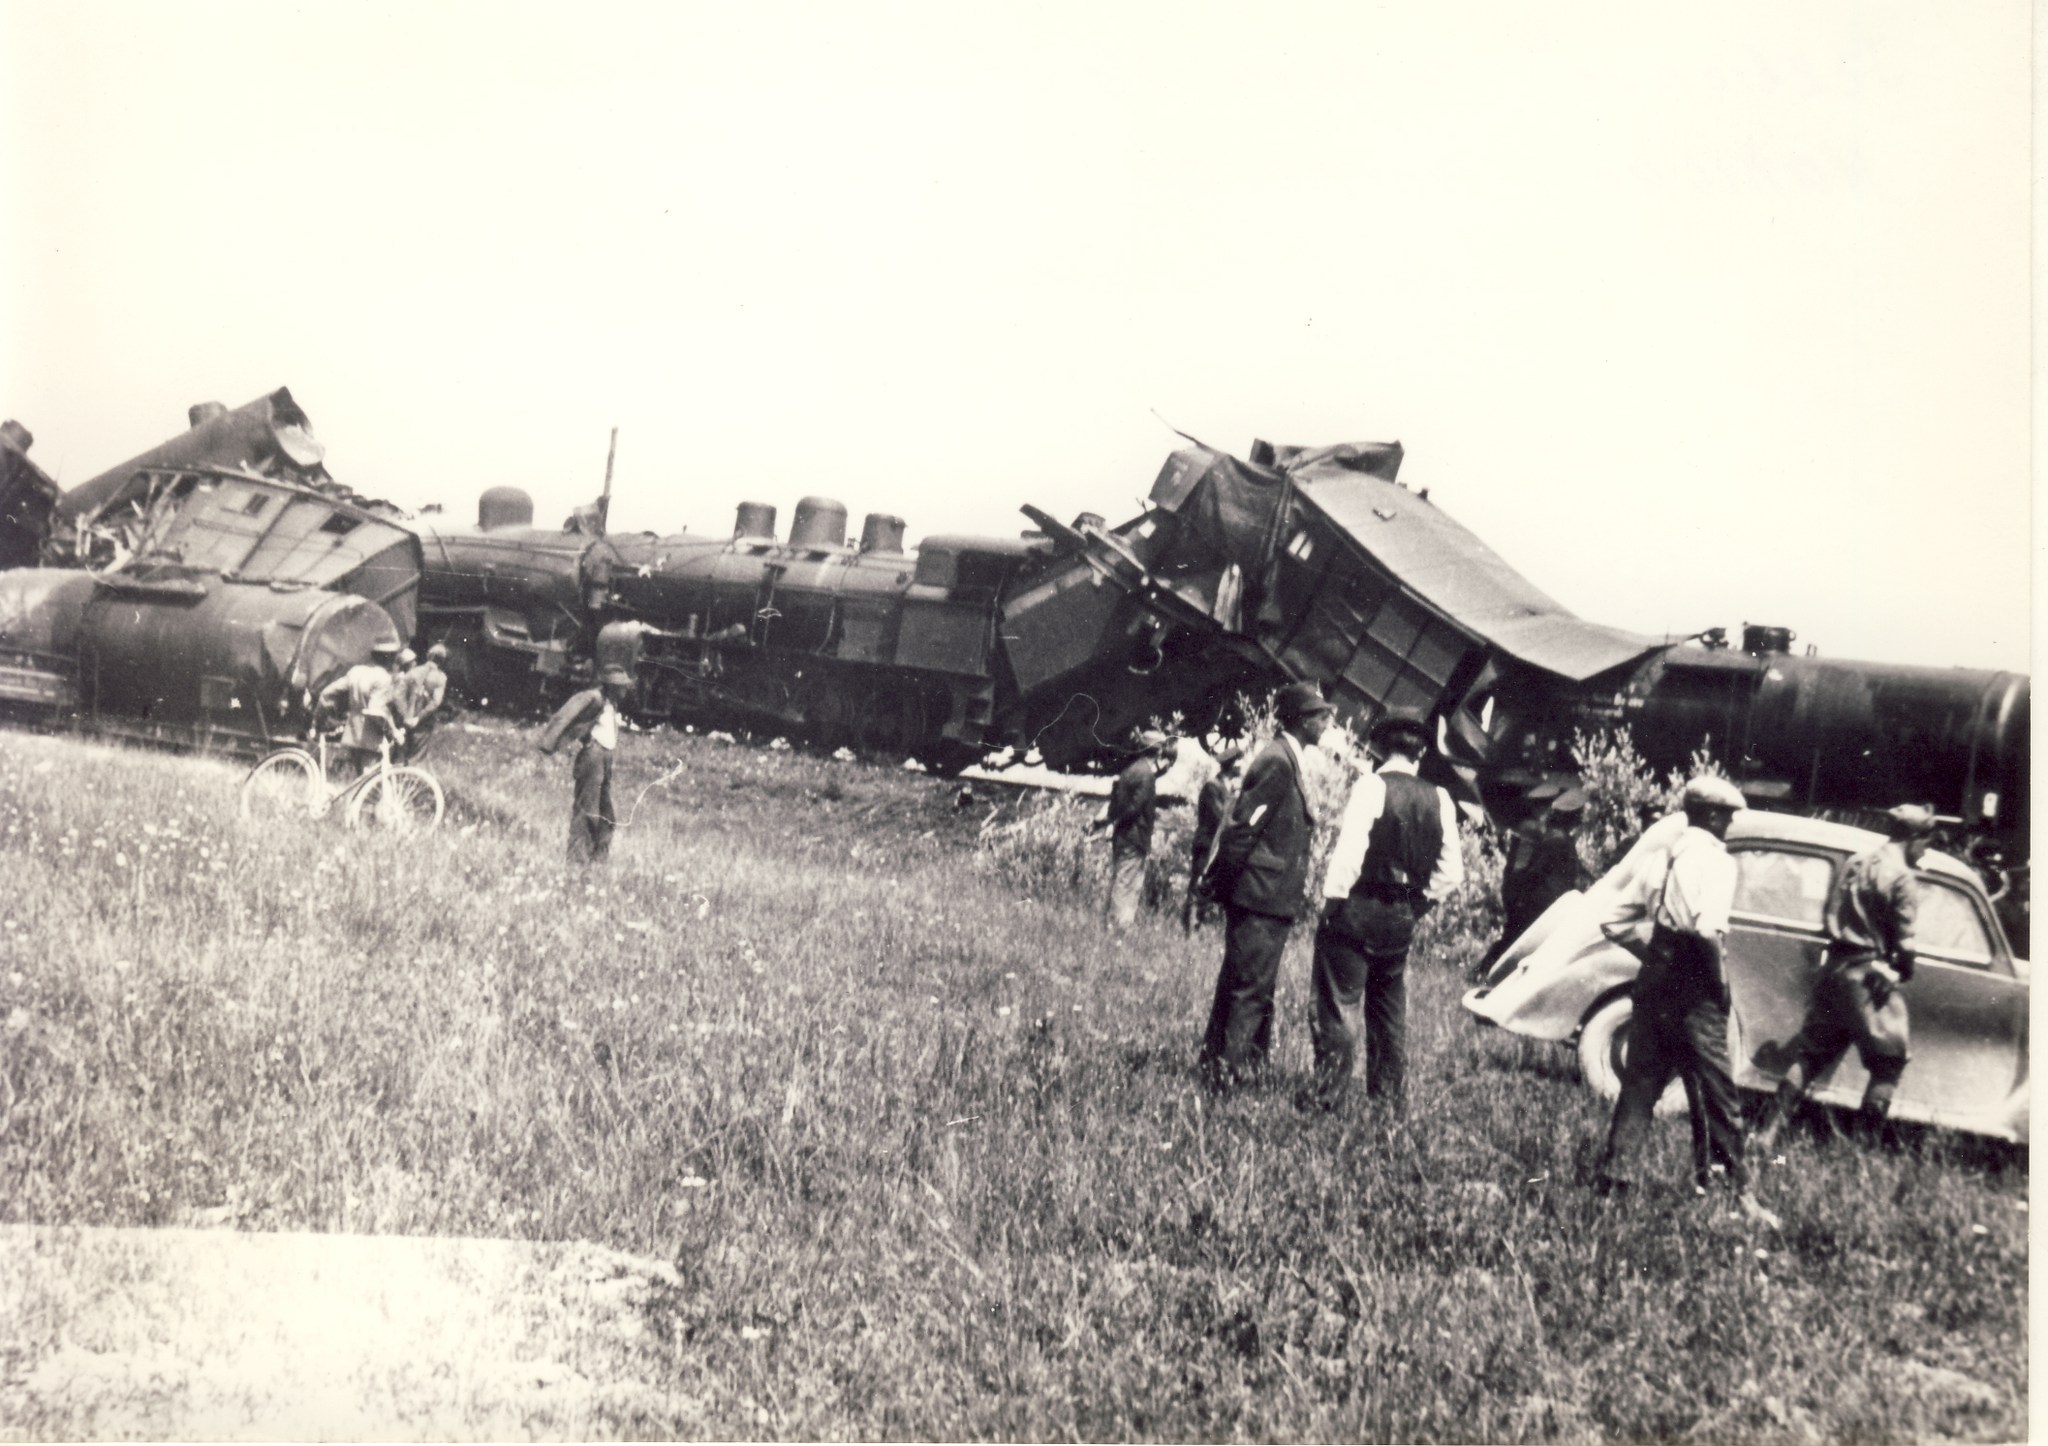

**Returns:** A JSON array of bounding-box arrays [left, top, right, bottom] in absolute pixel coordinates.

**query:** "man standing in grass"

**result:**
[[1590, 774, 1778, 1228], [317, 639, 405, 777], [1198, 682, 1332, 1090], [1095, 729, 1174, 928], [1307, 709, 1462, 1115], [1472, 785, 1587, 981], [1755, 803, 1934, 1150], [539, 664, 635, 864], [1183, 744, 1244, 933], [396, 643, 450, 759]]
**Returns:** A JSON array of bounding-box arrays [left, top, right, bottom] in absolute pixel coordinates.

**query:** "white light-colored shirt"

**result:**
[[1320, 757, 1464, 901], [591, 699, 620, 751], [1589, 814, 1736, 941]]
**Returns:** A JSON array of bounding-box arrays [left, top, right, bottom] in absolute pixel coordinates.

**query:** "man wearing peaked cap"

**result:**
[[1198, 682, 1332, 1089], [1474, 782, 1590, 983], [1591, 773, 1780, 1228], [1095, 729, 1177, 928], [317, 638, 406, 777], [1756, 801, 1937, 1151], [538, 663, 637, 863]]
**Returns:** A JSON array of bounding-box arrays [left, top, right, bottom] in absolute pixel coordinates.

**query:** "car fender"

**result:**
[[1463, 891, 1643, 1042]]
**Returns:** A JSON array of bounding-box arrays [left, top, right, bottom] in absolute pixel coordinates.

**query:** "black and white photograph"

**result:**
[[0, 2, 2031, 1439]]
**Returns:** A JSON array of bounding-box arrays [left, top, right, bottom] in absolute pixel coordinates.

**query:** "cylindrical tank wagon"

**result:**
[[0, 565, 403, 750]]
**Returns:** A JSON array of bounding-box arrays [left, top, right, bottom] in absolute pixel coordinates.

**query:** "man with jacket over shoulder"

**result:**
[[538, 664, 635, 864], [1197, 682, 1332, 1091], [1307, 708, 1463, 1115]]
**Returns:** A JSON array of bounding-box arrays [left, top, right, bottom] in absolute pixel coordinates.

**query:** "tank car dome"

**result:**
[[478, 486, 534, 530]]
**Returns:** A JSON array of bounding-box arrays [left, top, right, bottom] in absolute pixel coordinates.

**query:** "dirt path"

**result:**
[[0, 1224, 683, 1439]]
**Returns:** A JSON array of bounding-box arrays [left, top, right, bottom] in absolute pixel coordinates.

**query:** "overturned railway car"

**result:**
[[0, 398, 417, 750], [0, 565, 403, 751]]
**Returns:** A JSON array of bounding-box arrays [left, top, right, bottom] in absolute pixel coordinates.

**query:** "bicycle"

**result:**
[[239, 727, 445, 832]]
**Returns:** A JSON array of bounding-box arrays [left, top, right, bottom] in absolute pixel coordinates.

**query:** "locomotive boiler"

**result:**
[[414, 488, 1058, 770]]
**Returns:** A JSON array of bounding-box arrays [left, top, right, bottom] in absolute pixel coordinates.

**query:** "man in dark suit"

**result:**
[[1197, 682, 1333, 1089], [1472, 786, 1588, 980]]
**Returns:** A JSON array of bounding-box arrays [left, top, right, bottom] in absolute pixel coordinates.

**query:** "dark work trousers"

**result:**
[[1199, 906, 1294, 1087], [568, 743, 616, 863], [1309, 918, 1412, 1113], [1596, 929, 1748, 1191], [1774, 955, 1910, 1116]]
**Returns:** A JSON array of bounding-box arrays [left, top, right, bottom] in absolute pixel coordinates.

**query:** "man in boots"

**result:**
[[1590, 775, 1779, 1228], [1755, 802, 1935, 1150]]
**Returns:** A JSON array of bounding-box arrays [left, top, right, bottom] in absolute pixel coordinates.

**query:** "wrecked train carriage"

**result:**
[[0, 421, 62, 571], [48, 389, 335, 570], [1017, 439, 2028, 861], [1009, 439, 1663, 781], [0, 395, 419, 751]]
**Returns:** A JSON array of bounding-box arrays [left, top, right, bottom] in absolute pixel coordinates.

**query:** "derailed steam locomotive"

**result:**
[[0, 392, 2029, 872], [409, 441, 2027, 864]]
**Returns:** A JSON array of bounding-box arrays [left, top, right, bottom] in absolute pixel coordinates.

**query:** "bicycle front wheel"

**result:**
[[347, 766, 445, 833], [240, 750, 326, 823]]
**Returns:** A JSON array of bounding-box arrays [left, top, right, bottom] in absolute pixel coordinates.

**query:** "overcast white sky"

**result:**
[[0, 1, 2031, 672]]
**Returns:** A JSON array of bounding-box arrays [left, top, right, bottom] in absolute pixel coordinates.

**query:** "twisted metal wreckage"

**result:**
[[0, 390, 2028, 885]]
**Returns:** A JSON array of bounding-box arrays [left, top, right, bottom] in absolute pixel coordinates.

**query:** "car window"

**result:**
[[1731, 847, 1835, 927], [1914, 877, 1996, 967]]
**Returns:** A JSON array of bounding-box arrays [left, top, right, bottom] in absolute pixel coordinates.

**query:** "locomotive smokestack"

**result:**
[[789, 496, 848, 550], [734, 501, 777, 541], [859, 513, 906, 554], [478, 486, 534, 531], [187, 401, 229, 429]]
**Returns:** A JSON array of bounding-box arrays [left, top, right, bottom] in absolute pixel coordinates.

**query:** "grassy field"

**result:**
[[0, 722, 2027, 1441]]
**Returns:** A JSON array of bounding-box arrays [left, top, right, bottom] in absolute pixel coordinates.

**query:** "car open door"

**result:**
[[1724, 843, 1840, 1090]]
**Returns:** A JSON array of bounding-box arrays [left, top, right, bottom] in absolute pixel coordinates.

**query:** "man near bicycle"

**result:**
[[317, 640, 406, 777], [396, 643, 450, 759]]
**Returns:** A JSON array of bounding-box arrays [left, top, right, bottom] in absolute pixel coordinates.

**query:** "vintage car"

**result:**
[[1463, 811, 2029, 1142]]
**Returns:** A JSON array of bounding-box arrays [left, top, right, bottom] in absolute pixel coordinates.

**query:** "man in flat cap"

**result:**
[[1184, 743, 1245, 933], [1307, 707, 1463, 1114], [1096, 728, 1175, 928], [539, 664, 636, 863], [1590, 774, 1777, 1227], [1756, 802, 1937, 1149], [1198, 682, 1332, 1089]]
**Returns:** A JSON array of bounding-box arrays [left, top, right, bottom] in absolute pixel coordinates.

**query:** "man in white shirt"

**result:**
[[1305, 709, 1463, 1114], [1590, 775, 1777, 1226], [538, 664, 635, 863]]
